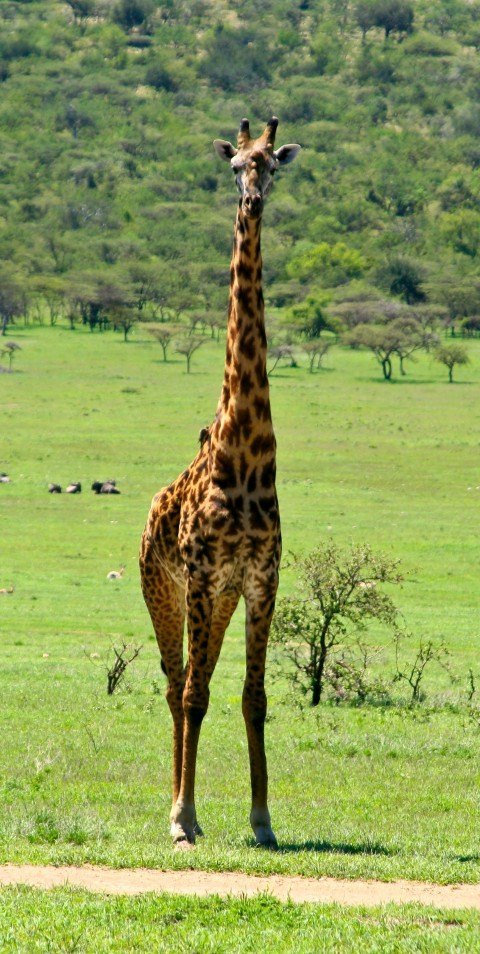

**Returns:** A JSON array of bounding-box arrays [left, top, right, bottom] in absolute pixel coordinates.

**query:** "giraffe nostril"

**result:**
[[244, 194, 263, 215]]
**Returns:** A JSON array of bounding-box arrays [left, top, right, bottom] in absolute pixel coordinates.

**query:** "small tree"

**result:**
[[374, 0, 414, 39], [394, 633, 452, 702], [271, 542, 404, 706], [0, 275, 24, 336], [376, 256, 426, 305], [147, 325, 180, 362], [65, 0, 94, 22], [111, 305, 139, 342], [345, 318, 424, 380], [107, 643, 143, 694], [175, 336, 205, 373], [268, 344, 298, 374], [286, 296, 331, 339], [0, 341, 21, 371], [433, 342, 470, 382], [303, 339, 332, 372], [391, 317, 425, 375]]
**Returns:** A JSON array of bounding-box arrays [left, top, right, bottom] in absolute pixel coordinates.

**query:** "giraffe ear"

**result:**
[[274, 144, 301, 166], [213, 139, 237, 162]]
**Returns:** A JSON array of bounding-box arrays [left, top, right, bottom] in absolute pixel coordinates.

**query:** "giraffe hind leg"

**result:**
[[243, 578, 278, 849]]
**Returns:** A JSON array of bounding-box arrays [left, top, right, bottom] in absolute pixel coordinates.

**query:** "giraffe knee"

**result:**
[[242, 691, 267, 728], [166, 681, 183, 717], [183, 686, 210, 726], [184, 704, 207, 727]]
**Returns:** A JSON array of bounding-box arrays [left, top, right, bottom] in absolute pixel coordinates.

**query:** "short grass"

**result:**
[[2, 887, 480, 954], [1, 325, 479, 886]]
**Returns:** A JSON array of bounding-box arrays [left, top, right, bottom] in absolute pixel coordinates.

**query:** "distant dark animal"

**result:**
[[0, 473, 10, 483], [91, 480, 120, 494], [48, 483, 62, 493], [66, 482, 82, 493]]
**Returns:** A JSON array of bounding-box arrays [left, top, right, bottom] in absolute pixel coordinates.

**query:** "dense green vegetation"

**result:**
[[2, 0, 480, 341]]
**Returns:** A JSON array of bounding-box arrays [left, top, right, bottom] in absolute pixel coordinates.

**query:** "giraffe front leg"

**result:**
[[171, 586, 241, 846], [170, 695, 207, 848], [243, 584, 278, 849]]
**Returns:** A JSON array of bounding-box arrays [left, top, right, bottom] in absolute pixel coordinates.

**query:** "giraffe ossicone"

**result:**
[[140, 118, 300, 849]]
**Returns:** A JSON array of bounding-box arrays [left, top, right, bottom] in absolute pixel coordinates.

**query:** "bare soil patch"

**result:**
[[0, 865, 479, 909]]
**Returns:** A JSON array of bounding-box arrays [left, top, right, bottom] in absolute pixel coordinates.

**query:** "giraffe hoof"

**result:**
[[171, 819, 196, 847], [174, 838, 196, 852], [254, 826, 278, 850]]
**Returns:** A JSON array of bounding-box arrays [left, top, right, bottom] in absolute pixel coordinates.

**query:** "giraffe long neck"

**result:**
[[215, 207, 273, 450]]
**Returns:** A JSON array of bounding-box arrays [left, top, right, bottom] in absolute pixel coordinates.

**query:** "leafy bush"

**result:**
[[271, 542, 404, 706], [112, 0, 152, 31], [440, 210, 480, 257], [145, 63, 178, 92], [375, 257, 426, 304], [200, 24, 272, 91], [403, 31, 458, 57], [288, 242, 367, 287]]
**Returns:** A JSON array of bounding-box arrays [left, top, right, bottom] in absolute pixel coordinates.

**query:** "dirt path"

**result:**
[[1, 865, 479, 909]]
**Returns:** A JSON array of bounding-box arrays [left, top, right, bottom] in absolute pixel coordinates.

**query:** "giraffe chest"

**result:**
[[178, 473, 281, 587]]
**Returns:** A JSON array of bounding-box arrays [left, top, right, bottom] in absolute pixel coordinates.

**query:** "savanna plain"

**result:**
[[1, 326, 480, 951]]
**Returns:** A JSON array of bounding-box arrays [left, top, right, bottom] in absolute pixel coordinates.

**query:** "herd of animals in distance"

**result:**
[[1, 472, 123, 584]]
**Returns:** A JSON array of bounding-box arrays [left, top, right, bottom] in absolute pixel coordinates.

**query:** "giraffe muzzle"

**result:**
[[243, 193, 263, 217]]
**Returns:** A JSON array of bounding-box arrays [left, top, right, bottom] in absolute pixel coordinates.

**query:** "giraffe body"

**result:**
[[140, 118, 300, 848]]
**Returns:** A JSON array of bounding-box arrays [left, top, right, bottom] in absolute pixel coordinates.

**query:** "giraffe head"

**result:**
[[214, 117, 301, 218]]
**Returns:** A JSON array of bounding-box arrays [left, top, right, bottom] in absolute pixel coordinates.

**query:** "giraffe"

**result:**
[[139, 117, 300, 849]]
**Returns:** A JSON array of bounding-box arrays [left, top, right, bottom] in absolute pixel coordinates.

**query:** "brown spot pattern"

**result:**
[[140, 185, 282, 849]]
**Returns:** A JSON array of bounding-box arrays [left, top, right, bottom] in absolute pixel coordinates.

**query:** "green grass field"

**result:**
[[1, 324, 480, 945], [3, 887, 480, 954]]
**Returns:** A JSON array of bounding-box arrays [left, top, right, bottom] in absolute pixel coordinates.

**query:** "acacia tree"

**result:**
[[175, 335, 205, 373], [111, 304, 139, 342], [345, 318, 424, 379], [0, 275, 24, 336], [147, 324, 181, 362], [302, 339, 331, 372], [374, 0, 414, 39], [31, 277, 65, 327], [268, 344, 298, 374], [355, 0, 414, 41], [391, 317, 425, 375], [433, 343, 470, 382], [0, 341, 21, 370], [271, 542, 404, 706]]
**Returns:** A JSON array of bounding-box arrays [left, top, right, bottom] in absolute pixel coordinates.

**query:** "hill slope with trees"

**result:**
[[1, 0, 480, 340]]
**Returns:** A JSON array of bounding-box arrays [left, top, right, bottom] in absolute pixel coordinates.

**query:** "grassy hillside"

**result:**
[[1, 0, 480, 325]]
